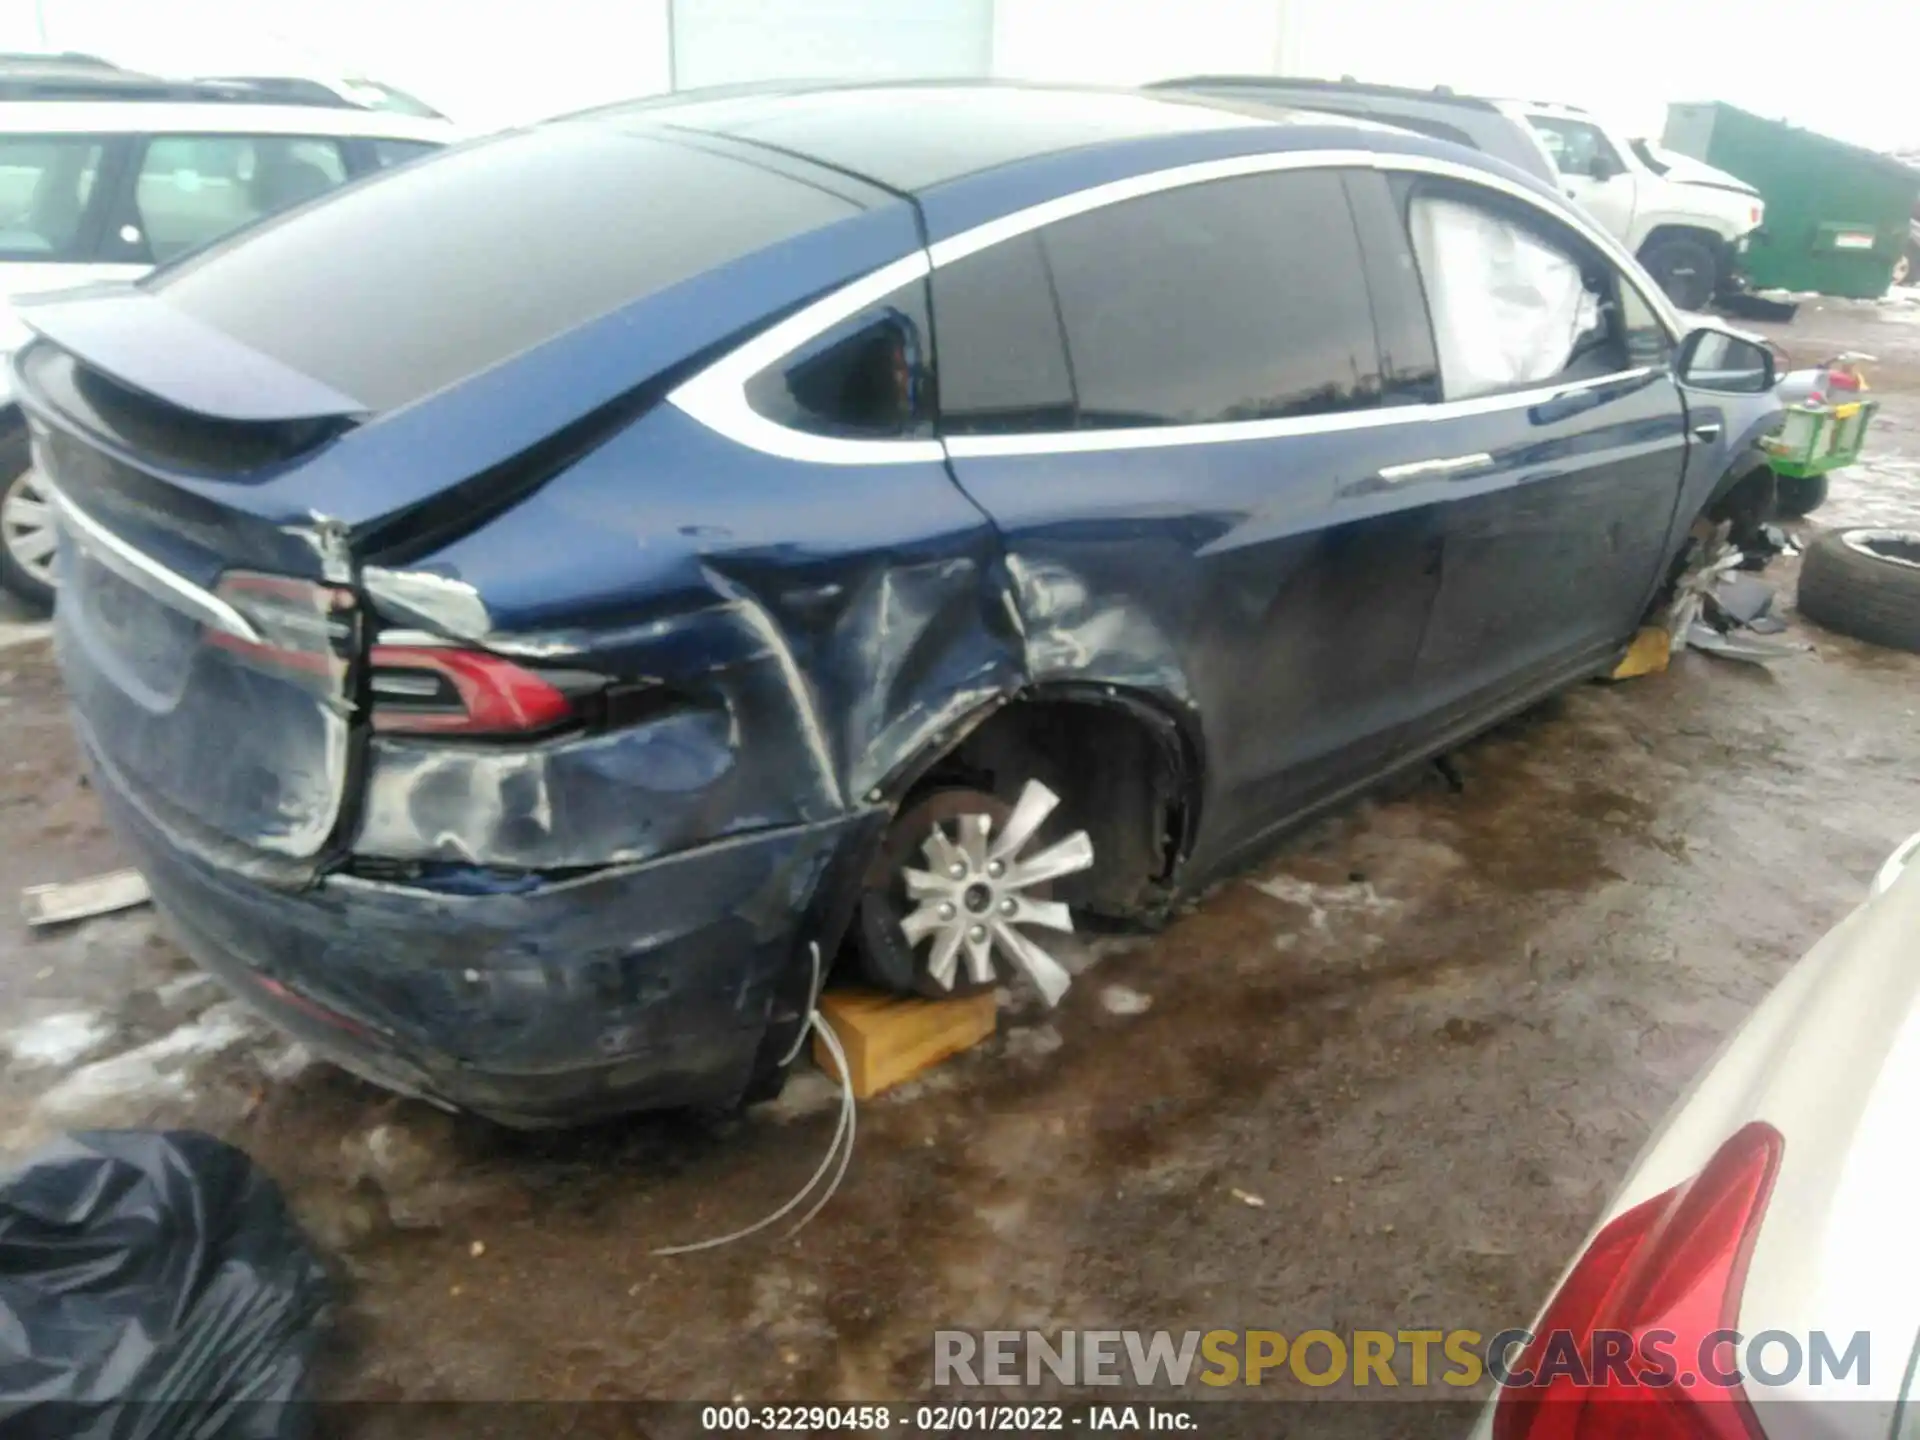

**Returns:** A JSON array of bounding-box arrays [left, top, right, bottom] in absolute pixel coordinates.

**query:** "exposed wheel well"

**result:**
[[895, 689, 1199, 920], [1636, 224, 1729, 263], [1706, 460, 1777, 544]]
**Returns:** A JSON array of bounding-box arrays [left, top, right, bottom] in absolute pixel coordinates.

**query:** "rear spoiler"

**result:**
[[14, 284, 367, 423]]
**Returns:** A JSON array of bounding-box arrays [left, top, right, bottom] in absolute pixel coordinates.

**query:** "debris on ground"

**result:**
[[20, 869, 151, 928], [0, 1130, 328, 1434], [1229, 1187, 1266, 1208], [1661, 523, 1806, 666], [1707, 573, 1778, 627]]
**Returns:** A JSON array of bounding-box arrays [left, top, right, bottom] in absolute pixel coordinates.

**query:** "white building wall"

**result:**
[[670, 0, 992, 89], [991, 0, 1291, 87], [13, 0, 1917, 150]]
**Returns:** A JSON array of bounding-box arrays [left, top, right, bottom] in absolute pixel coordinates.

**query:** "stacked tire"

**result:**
[[1797, 529, 1920, 655]]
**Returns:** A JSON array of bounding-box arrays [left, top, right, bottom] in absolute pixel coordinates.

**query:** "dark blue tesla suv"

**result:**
[[11, 82, 1783, 1124]]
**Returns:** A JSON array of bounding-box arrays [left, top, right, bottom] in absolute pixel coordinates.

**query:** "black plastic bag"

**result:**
[[0, 1130, 329, 1439]]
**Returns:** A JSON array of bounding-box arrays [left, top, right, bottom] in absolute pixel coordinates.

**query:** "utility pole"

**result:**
[[34, 0, 50, 48]]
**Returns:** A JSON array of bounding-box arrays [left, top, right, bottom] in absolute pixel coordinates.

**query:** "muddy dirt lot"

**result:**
[[2, 296, 1918, 1427]]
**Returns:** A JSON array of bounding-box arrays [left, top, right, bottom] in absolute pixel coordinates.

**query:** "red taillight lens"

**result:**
[[1494, 1122, 1782, 1440], [368, 644, 575, 736]]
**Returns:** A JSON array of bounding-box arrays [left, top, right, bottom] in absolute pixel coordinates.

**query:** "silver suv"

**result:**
[[0, 70, 453, 611]]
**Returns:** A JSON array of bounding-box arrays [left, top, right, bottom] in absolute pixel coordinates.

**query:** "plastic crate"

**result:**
[[1761, 398, 1878, 478]]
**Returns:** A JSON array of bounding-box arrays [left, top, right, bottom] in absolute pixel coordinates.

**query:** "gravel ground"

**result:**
[[0, 296, 1916, 1428]]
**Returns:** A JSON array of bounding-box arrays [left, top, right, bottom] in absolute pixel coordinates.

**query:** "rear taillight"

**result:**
[[207, 572, 355, 692], [368, 644, 576, 736], [1494, 1122, 1782, 1440]]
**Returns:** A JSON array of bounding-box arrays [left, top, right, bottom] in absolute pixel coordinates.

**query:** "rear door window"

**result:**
[[126, 135, 349, 263], [1404, 186, 1632, 399], [0, 136, 108, 260], [930, 231, 1076, 436], [1037, 169, 1383, 428], [744, 280, 934, 438]]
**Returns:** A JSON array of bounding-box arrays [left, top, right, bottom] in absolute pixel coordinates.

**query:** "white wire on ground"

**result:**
[[651, 944, 858, 1256]]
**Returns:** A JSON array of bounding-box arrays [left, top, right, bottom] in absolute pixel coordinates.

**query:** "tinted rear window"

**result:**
[[931, 231, 1076, 435], [1041, 170, 1383, 427], [144, 126, 866, 412]]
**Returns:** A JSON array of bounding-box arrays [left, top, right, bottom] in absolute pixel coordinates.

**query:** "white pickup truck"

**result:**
[[1497, 100, 1766, 311]]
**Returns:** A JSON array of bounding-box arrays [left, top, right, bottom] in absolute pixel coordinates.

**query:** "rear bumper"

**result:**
[[88, 731, 872, 1126]]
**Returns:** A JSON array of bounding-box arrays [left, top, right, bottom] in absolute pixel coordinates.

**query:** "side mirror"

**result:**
[[1677, 326, 1776, 394], [1588, 153, 1619, 182]]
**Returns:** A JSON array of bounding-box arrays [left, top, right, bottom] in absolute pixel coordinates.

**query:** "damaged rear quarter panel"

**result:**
[[351, 403, 1026, 871]]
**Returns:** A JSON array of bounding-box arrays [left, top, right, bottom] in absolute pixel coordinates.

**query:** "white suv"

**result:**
[[0, 95, 454, 611], [1499, 100, 1764, 312]]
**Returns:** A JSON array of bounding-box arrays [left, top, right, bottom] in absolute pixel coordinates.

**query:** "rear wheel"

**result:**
[[1893, 248, 1914, 289], [853, 781, 1094, 1006], [1639, 236, 1719, 312], [0, 430, 55, 615]]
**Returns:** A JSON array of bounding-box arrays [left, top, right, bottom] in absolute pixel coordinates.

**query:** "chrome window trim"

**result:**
[[45, 480, 262, 643], [944, 369, 1662, 458], [667, 250, 944, 467], [667, 146, 1682, 466]]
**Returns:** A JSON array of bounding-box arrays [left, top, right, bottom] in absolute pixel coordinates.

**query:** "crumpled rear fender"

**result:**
[[349, 404, 1028, 874]]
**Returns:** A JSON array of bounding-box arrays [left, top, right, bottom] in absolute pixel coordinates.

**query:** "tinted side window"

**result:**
[[1341, 171, 1441, 405], [745, 280, 933, 439], [134, 135, 348, 263], [370, 139, 439, 170], [930, 231, 1075, 436], [1405, 186, 1629, 399], [1041, 170, 1382, 427], [0, 136, 105, 260]]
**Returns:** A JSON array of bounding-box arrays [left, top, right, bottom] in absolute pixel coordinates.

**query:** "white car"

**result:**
[[1480, 829, 1920, 1438], [1498, 100, 1765, 313], [0, 95, 455, 611]]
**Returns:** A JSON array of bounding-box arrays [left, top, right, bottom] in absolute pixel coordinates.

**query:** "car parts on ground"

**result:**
[[1797, 527, 1920, 654]]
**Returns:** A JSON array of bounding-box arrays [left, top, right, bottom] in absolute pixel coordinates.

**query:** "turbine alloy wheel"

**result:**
[[868, 780, 1094, 1006]]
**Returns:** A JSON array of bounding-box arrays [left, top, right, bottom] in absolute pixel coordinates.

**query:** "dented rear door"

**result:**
[[12, 121, 902, 878]]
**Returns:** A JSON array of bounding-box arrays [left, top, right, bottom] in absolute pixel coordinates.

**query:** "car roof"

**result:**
[[1151, 74, 1506, 115], [583, 79, 1463, 195], [1496, 99, 1595, 120], [591, 80, 1295, 193], [0, 100, 456, 141]]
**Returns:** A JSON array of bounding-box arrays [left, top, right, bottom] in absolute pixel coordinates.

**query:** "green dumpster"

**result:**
[[1664, 102, 1920, 298]]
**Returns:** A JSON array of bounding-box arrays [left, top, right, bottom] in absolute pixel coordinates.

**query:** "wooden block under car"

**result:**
[[1607, 626, 1672, 681], [812, 987, 997, 1099]]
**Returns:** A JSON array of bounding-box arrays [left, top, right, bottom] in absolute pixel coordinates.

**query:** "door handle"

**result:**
[[1693, 422, 1723, 442], [1375, 452, 1493, 484]]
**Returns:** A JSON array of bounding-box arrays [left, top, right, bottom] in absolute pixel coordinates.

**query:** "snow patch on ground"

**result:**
[[1100, 984, 1153, 1016], [31, 1001, 264, 1123], [3, 1010, 113, 1070], [1249, 874, 1400, 936]]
